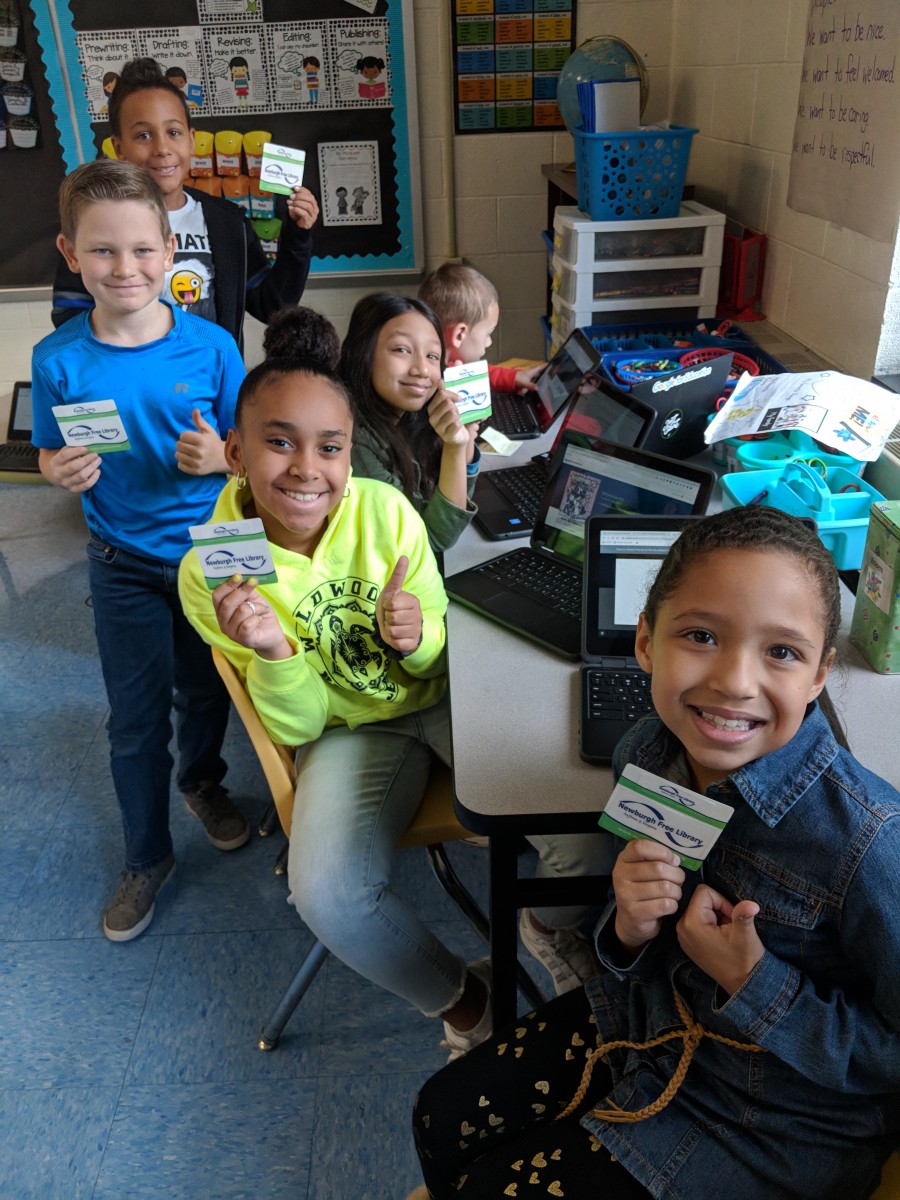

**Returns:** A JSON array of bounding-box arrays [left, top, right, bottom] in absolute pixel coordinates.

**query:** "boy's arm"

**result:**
[[243, 216, 313, 325], [487, 362, 545, 393]]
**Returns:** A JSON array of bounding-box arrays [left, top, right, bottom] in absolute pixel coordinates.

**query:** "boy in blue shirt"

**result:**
[[32, 159, 247, 941]]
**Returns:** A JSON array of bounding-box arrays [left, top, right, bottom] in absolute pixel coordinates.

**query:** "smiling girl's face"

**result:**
[[226, 371, 352, 558], [370, 312, 442, 422], [635, 548, 834, 792]]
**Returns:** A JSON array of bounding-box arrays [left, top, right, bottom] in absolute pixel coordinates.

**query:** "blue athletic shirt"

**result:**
[[32, 305, 245, 565]]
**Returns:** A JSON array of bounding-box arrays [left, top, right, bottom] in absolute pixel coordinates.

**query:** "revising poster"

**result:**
[[452, 0, 576, 133]]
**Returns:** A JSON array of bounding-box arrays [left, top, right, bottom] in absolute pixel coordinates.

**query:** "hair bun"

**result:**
[[263, 306, 341, 371]]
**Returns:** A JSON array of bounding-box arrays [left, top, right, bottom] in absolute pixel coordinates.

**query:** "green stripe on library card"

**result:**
[[52, 399, 130, 454], [189, 517, 278, 590], [259, 143, 306, 196], [598, 763, 734, 871]]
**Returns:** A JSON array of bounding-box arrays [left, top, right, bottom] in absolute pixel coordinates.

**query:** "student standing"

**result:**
[[51, 58, 319, 352], [412, 507, 900, 1199], [33, 160, 247, 941]]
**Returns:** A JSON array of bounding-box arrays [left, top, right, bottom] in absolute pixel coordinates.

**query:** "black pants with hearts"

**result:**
[[412, 986, 650, 1198]]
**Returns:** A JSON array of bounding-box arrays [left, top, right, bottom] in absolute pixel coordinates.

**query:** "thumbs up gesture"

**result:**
[[376, 556, 423, 655], [175, 408, 228, 476], [676, 885, 764, 996]]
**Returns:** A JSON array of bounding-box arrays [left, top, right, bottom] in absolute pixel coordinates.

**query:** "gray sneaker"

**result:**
[[183, 781, 250, 851], [519, 908, 600, 996], [103, 853, 176, 942]]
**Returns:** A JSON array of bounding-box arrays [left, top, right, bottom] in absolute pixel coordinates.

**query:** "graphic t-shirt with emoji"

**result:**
[[165, 194, 217, 323]]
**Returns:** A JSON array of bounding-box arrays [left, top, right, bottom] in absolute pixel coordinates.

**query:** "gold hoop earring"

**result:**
[[235, 472, 248, 488], [343, 485, 350, 498]]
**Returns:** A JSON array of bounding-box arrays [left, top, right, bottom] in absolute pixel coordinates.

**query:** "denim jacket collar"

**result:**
[[629, 702, 840, 829]]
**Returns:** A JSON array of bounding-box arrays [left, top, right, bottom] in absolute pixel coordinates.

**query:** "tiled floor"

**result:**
[[0, 482, 506, 1200]]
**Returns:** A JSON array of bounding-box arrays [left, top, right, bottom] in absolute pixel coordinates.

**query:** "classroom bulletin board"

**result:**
[[0, 0, 423, 290], [788, 0, 899, 243]]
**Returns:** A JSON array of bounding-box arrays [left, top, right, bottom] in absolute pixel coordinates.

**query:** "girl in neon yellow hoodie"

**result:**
[[178, 312, 492, 1055]]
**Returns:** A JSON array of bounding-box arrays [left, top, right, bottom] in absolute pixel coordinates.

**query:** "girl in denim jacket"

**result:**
[[412, 507, 899, 1200]]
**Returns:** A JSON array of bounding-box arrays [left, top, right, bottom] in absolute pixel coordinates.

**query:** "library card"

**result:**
[[52, 400, 130, 454], [599, 763, 734, 871], [189, 518, 278, 590], [444, 359, 492, 425], [259, 142, 306, 195]]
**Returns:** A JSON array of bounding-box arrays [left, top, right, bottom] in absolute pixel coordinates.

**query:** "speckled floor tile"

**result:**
[[91, 1079, 316, 1200], [0, 1084, 120, 1200], [125, 929, 325, 1085], [0, 828, 47, 933], [0, 937, 161, 1088], [308, 1070, 431, 1200]]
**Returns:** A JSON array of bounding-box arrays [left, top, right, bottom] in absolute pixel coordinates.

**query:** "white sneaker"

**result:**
[[440, 959, 492, 1062], [519, 908, 599, 996]]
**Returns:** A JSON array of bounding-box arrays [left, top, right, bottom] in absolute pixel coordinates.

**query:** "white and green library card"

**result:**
[[259, 142, 305, 195], [52, 400, 130, 453], [188, 518, 278, 590], [444, 360, 492, 424]]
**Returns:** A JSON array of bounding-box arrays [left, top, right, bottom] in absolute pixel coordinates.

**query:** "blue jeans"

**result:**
[[286, 695, 467, 1017], [87, 536, 230, 871]]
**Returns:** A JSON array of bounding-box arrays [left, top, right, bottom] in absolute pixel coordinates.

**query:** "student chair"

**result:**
[[211, 648, 545, 1050]]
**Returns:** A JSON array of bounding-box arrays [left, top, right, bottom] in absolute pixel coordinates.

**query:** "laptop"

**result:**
[[626, 352, 734, 460], [579, 515, 698, 764], [486, 328, 602, 441], [445, 435, 715, 659], [0, 382, 40, 477], [474, 374, 657, 540]]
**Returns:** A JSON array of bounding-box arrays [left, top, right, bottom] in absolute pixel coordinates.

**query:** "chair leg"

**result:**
[[258, 938, 330, 1050], [426, 844, 547, 1014], [274, 841, 289, 876], [257, 801, 281, 838]]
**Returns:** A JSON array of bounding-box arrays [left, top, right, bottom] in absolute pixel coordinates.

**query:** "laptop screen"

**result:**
[[8, 382, 33, 441], [533, 438, 714, 569], [582, 516, 699, 659], [550, 373, 655, 454], [530, 328, 602, 429]]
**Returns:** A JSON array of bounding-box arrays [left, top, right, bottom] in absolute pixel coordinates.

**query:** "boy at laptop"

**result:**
[[32, 160, 246, 942], [419, 262, 545, 394]]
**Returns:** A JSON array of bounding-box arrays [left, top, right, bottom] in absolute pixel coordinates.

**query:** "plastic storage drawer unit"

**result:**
[[553, 202, 725, 273]]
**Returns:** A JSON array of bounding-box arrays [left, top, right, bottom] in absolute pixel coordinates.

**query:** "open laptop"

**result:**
[[0, 382, 40, 477], [445, 435, 715, 659], [474, 372, 657, 540], [579, 515, 698, 764], [487, 328, 602, 441]]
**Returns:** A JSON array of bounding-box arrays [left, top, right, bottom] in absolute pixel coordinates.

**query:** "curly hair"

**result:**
[[643, 506, 841, 662]]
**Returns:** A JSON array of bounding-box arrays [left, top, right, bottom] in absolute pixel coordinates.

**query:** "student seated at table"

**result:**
[[411, 507, 900, 1199], [337, 293, 480, 555], [178, 310, 492, 1060], [418, 261, 545, 393]]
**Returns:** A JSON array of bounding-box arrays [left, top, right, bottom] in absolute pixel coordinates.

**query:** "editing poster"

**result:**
[[265, 22, 329, 110]]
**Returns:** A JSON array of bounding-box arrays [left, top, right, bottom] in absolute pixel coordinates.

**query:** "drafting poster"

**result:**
[[265, 23, 329, 110], [75, 30, 140, 120], [452, 0, 575, 133], [332, 19, 390, 106], [139, 28, 208, 115], [319, 141, 382, 226]]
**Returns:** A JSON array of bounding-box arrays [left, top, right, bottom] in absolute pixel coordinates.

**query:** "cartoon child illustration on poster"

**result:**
[[98, 71, 118, 115], [302, 55, 320, 103], [356, 56, 385, 99], [336, 187, 348, 215], [229, 55, 250, 104], [351, 186, 369, 215]]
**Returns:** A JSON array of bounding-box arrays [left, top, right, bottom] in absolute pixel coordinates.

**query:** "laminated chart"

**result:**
[[452, 0, 575, 133]]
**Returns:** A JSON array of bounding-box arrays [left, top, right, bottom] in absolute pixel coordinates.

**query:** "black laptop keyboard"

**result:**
[[475, 548, 582, 618], [491, 461, 548, 525], [0, 442, 40, 472], [489, 390, 538, 437], [585, 668, 654, 722]]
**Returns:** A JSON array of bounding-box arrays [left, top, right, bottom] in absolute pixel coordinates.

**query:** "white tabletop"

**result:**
[[445, 438, 900, 832]]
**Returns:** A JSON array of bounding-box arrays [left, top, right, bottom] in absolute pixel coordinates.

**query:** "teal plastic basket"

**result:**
[[574, 126, 697, 220], [719, 462, 885, 570]]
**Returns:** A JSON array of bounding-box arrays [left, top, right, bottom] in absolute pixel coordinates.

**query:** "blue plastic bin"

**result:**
[[734, 430, 863, 477], [574, 126, 698, 221], [719, 462, 885, 570]]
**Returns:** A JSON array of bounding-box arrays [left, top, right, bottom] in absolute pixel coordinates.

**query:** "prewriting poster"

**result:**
[[452, 0, 576, 133]]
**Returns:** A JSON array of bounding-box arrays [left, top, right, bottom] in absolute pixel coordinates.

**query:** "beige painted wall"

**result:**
[[3, 0, 896, 431]]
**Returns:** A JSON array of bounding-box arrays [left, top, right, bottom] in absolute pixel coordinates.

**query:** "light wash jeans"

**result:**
[[286, 695, 468, 1017]]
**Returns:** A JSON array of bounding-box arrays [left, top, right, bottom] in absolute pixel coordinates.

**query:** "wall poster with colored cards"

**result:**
[[452, 0, 575, 133], [1, 0, 422, 287]]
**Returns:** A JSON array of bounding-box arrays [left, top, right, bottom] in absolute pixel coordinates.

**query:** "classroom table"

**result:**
[[445, 437, 900, 1027]]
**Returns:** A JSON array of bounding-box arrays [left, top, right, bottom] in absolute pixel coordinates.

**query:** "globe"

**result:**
[[556, 36, 648, 134]]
